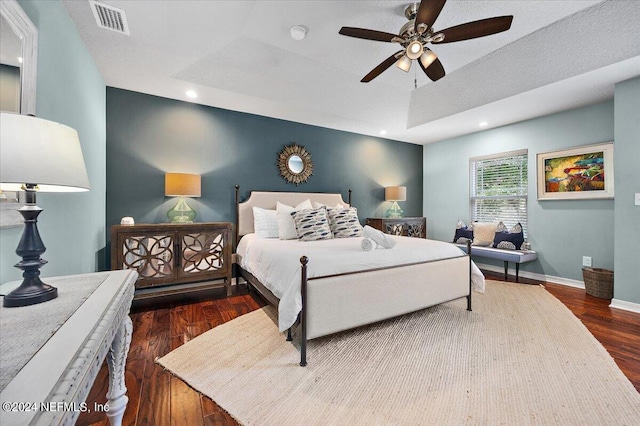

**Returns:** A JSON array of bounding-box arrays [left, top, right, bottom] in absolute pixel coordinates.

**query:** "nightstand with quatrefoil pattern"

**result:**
[[365, 217, 426, 239]]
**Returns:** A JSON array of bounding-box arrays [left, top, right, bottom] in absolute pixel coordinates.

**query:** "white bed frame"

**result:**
[[234, 186, 472, 366]]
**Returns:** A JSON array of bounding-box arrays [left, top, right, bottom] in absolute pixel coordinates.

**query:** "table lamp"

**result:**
[[165, 173, 201, 223], [385, 186, 406, 218], [0, 113, 90, 307]]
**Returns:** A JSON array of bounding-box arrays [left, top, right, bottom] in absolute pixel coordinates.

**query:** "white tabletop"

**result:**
[[0, 270, 137, 426]]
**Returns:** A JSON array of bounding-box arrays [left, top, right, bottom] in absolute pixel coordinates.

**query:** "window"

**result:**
[[470, 149, 528, 237]]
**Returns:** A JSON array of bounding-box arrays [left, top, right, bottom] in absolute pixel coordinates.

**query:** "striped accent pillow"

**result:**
[[291, 206, 333, 241], [328, 207, 363, 238]]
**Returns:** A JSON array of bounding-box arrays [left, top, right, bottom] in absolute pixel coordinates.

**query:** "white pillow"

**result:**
[[276, 199, 313, 240], [313, 201, 345, 209], [471, 222, 497, 246], [252, 207, 278, 238]]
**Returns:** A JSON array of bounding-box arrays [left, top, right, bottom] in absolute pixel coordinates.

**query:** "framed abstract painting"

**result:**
[[537, 142, 614, 200]]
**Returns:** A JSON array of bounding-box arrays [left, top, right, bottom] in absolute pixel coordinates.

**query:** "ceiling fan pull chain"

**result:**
[[414, 66, 418, 89]]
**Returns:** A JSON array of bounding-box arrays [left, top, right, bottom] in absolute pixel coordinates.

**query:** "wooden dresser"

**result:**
[[111, 222, 232, 298], [365, 217, 427, 238]]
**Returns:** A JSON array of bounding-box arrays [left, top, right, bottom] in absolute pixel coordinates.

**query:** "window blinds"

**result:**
[[470, 150, 528, 237]]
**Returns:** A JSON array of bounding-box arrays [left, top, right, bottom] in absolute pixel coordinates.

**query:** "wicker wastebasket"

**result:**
[[582, 267, 613, 299]]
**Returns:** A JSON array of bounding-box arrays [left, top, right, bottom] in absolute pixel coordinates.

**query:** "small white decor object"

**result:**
[[120, 216, 135, 225]]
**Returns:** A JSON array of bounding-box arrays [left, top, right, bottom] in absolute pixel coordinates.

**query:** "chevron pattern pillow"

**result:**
[[327, 207, 363, 238], [292, 206, 333, 241]]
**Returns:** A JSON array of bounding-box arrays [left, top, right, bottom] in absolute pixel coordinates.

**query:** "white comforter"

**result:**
[[236, 234, 485, 332]]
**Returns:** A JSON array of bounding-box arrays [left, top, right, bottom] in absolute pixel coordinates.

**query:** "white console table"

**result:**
[[0, 270, 137, 426]]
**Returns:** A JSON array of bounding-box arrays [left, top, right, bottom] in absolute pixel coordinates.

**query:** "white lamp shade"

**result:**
[[0, 113, 90, 192], [165, 173, 201, 197], [419, 50, 438, 69], [396, 55, 412, 72], [385, 186, 407, 201]]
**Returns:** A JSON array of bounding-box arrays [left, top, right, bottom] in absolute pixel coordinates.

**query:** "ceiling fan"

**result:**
[[339, 0, 513, 83]]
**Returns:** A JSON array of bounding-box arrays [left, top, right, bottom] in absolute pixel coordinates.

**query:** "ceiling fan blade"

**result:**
[[418, 51, 445, 82], [415, 0, 447, 33], [361, 50, 403, 83], [432, 16, 513, 44], [339, 27, 400, 43]]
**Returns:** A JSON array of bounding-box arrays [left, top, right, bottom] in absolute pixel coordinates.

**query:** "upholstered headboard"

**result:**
[[235, 186, 351, 243]]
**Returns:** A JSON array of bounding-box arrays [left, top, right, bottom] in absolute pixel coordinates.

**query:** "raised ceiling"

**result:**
[[62, 0, 640, 144]]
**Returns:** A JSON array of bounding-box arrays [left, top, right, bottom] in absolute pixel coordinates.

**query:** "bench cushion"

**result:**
[[456, 244, 537, 264]]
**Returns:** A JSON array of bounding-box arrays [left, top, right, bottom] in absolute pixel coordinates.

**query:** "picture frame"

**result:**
[[537, 142, 614, 200]]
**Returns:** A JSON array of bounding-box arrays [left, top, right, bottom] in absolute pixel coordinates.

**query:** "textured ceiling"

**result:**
[[62, 0, 640, 144]]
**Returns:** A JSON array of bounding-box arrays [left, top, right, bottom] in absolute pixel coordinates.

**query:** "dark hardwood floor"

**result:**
[[78, 272, 640, 425]]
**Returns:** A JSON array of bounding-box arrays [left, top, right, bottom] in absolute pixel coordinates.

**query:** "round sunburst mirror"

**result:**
[[277, 143, 313, 185]]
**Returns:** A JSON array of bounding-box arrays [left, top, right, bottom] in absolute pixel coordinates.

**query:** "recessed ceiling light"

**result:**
[[290, 25, 307, 41], [479, 121, 488, 127], [186, 90, 198, 99], [380, 130, 387, 135]]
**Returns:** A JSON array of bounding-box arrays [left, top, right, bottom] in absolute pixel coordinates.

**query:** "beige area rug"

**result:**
[[157, 281, 640, 425]]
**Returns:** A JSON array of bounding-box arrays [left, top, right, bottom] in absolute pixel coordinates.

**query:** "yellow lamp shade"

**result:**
[[165, 173, 201, 197]]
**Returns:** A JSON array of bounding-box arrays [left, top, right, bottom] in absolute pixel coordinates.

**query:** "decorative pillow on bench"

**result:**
[[493, 222, 525, 250], [471, 222, 497, 246], [453, 220, 474, 244]]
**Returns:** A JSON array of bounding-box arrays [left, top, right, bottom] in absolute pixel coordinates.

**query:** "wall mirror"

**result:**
[[0, 0, 38, 228], [277, 143, 313, 185], [0, 0, 37, 115]]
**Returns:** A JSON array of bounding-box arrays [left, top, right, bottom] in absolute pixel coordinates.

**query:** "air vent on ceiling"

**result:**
[[89, 0, 130, 35]]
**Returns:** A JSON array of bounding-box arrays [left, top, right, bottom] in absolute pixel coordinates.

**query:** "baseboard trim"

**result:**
[[609, 299, 640, 314], [476, 262, 585, 288], [478, 262, 640, 312]]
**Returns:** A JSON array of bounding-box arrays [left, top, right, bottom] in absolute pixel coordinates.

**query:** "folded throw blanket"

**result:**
[[361, 237, 378, 251], [362, 225, 397, 249]]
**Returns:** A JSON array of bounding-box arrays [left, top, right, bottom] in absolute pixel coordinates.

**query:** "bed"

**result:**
[[234, 186, 484, 366]]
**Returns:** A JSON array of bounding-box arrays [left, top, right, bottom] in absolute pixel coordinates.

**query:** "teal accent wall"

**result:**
[[424, 102, 616, 283], [105, 88, 423, 245], [0, 0, 105, 283], [613, 77, 640, 305]]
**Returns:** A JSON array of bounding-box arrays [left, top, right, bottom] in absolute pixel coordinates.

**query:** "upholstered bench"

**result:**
[[456, 244, 537, 282]]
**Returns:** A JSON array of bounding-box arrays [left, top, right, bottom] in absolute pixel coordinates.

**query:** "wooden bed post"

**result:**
[[234, 185, 240, 289], [467, 240, 472, 311], [348, 189, 352, 206], [234, 185, 240, 252], [300, 256, 308, 366]]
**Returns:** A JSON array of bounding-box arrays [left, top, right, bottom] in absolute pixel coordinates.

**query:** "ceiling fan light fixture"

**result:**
[[396, 55, 412, 72], [406, 40, 424, 60], [419, 50, 437, 69]]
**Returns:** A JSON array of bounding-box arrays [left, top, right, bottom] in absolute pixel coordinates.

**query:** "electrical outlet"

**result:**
[[635, 193, 640, 206], [582, 256, 592, 267]]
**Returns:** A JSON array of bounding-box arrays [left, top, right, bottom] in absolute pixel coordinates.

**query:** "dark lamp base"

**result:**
[[4, 185, 59, 308], [3, 278, 58, 307]]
